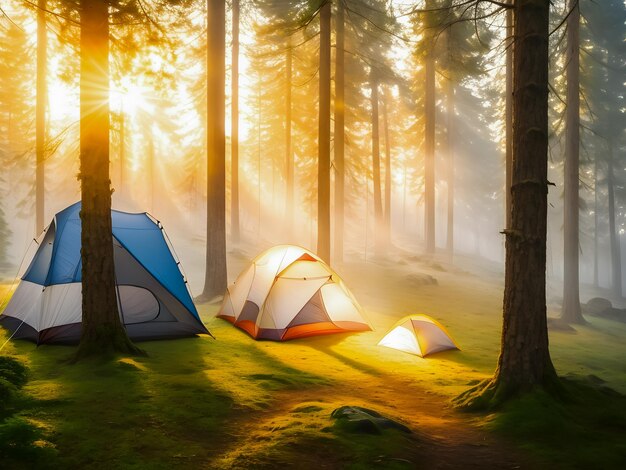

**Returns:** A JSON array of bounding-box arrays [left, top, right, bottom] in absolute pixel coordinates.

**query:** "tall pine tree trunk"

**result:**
[[370, 71, 383, 255], [496, 0, 557, 394], [202, 0, 227, 299], [561, 0, 584, 323], [505, 0, 513, 231], [383, 88, 391, 249], [445, 77, 454, 255], [593, 157, 599, 287], [424, 1, 436, 253], [458, 0, 558, 406], [231, 0, 240, 242], [285, 44, 294, 235], [119, 106, 125, 194], [36, 0, 46, 235], [76, 0, 139, 357], [608, 142, 622, 298], [148, 130, 155, 211], [317, 1, 331, 262], [333, 1, 345, 263]]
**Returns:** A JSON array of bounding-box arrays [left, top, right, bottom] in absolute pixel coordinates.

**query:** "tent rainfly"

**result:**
[[378, 314, 459, 357], [0, 202, 209, 344], [218, 245, 370, 340]]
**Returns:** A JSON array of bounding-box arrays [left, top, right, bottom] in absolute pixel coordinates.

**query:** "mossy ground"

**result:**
[[0, 247, 625, 468]]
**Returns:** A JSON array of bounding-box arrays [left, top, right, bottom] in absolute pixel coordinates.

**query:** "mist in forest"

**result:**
[[0, 0, 624, 300]]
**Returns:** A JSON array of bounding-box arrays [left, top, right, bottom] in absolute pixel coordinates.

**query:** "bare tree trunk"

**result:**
[[36, 0, 47, 235], [383, 87, 391, 249], [561, 0, 584, 323], [119, 105, 125, 194], [497, 0, 557, 393], [457, 0, 558, 407], [593, 157, 599, 287], [370, 71, 383, 255], [317, 1, 331, 262], [76, 0, 139, 357], [445, 75, 455, 255], [148, 130, 155, 212], [403, 165, 407, 232], [608, 141, 622, 298], [257, 75, 261, 237], [424, 3, 436, 253], [285, 43, 294, 235], [231, 0, 240, 242], [505, 0, 513, 231], [333, 1, 345, 263], [202, 0, 227, 299]]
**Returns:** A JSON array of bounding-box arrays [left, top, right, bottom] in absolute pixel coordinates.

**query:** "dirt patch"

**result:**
[[212, 370, 534, 469]]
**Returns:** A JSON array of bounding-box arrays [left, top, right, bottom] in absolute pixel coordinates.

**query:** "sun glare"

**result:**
[[112, 79, 154, 118]]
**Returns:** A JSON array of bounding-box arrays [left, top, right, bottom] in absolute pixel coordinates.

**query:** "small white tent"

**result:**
[[378, 314, 459, 357], [218, 245, 370, 340]]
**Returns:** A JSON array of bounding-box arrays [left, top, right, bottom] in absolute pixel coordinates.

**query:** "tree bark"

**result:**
[[608, 141, 622, 298], [505, 0, 514, 231], [370, 71, 383, 255], [445, 77, 454, 255], [285, 43, 294, 236], [202, 0, 227, 299], [36, 0, 46, 235], [231, 0, 240, 242], [457, 0, 559, 407], [148, 130, 155, 211], [561, 0, 585, 323], [317, 1, 331, 262], [383, 87, 391, 249], [593, 156, 599, 287], [76, 0, 140, 358], [119, 105, 125, 194], [333, 0, 345, 263], [424, 2, 436, 254], [496, 0, 557, 393]]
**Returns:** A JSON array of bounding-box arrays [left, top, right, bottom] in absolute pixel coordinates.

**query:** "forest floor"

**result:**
[[1, 242, 625, 468]]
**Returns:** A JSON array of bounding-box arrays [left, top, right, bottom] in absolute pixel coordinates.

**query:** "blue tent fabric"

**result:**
[[22, 202, 200, 321]]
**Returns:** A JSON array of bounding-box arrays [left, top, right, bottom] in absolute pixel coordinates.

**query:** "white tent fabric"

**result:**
[[218, 245, 370, 340], [4, 281, 82, 332], [0, 202, 208, 344], [378, 314, 459, 357]]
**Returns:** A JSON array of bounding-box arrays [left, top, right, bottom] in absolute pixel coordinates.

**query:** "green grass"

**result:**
[[483, 378, 626, 469], [0, 252, 625, 468], [4, 321, 329, 469]]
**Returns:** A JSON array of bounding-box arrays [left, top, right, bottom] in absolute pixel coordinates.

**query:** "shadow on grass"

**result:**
[[303, 333, 385, 377], [10, 330, 332, 469], [9, 338, 234, 469]]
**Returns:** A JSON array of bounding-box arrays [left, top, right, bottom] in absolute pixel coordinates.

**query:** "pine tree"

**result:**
[[560, 0, 585, 323], [202, 0, 228, 299], [76, 0, 141, 357], [36, 0, 47, 235], [457, 0, 560, 407]]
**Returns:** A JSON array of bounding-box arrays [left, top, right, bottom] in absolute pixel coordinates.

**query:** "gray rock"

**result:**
[[331, 406, 411, 434], [584, 297, 613, 315]]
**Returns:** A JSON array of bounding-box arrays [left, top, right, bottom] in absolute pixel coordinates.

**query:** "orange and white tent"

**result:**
[[378, 314, 459, 357], [217, 245, 370, 340]]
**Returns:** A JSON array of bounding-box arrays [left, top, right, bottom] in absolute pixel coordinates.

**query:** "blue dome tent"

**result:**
[[0, 202, 209, 344]]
